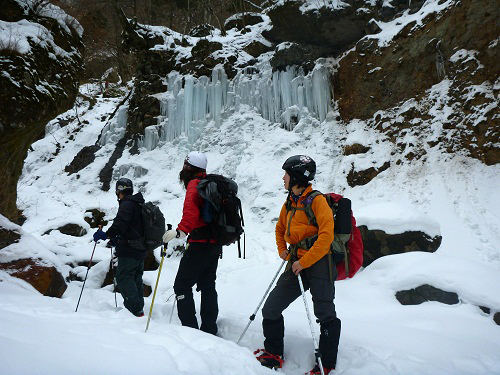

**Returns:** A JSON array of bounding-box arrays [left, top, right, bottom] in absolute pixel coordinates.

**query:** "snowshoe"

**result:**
[[254, 348, 284, 369], [307, 364, 334, 375]]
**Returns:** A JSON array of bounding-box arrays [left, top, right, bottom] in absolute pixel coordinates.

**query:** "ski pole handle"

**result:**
[[161, 224, 173, 257]]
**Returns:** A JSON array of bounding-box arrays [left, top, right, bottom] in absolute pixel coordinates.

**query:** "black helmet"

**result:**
[[115, 177, 133, 195], [282, 155, 316, 188]]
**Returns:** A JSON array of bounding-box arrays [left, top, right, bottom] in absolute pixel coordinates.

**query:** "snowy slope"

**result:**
[[3, 84, 499, 374]]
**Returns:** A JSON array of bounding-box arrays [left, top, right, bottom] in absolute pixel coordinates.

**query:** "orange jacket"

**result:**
[[275, 185, 334, 269]]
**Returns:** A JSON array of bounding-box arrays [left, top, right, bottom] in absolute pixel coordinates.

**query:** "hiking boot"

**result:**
[[134, 310, 145, 317], [308, 364, 334, 374], [254, 349, 284, 369]]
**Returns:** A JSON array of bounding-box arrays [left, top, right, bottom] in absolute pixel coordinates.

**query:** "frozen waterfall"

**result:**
[[99, 106, 127, 146], [134, 62, 333, 151]]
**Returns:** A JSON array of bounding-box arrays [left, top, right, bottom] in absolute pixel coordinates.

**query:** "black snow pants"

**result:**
[[115, 256, 145, 316], [173, 242, 221, 335], [261, 255, 341, 369]]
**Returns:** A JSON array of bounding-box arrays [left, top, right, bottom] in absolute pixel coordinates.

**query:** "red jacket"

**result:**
[[177, 173, 216, 243]]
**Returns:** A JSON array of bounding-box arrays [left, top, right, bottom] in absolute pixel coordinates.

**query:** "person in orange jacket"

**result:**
[[255, 155, 341, 375]]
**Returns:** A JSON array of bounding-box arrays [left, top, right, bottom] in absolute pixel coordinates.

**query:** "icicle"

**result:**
[[154, 61, 333, 147], [99, 106, 127, 146]]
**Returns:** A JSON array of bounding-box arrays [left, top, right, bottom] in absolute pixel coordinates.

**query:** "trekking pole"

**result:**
[[110, 247, 117, 307], [298, 273, 325, 375], [75, 241, 98, 312], [145, 224, 172, 332], [169, 297, 177, 324], [237, 258, 286, 344]]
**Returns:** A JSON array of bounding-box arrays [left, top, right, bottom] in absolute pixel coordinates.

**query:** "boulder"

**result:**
[[244, 40, 273, 58], [58, 224, 87, 237], [144, 250, 160, 271], [0, 258, 67, 297], [395, 284, 459, 305], [270, 42, 333, 73], [359, 226, 442, 267], [84, 209, 108, 229], [225, 13, 264, 31], [44, 224, 87, 237], [191, 39, 223, 60], [189, 24, 217, 37], [118, 11, 166, 53]]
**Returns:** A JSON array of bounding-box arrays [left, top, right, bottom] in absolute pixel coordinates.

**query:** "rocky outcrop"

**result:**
[[58, 224, 87, 237], [343, 143, 371, 156], [101, 250, 158, 297], [335, 0, 499, 165], [494, 312, 500, 326], [0, 0, 84, 221], [225, 13, 264, 32], [43, 224, 87, 237], [1, 258, 67, 297], [0, 228, 21, 250], [359, 226, 442, 267], [84, 209, 108, 229], [64, 145, 101, 175], [396, 284, 459, 305], [347, 161, 390, 187], [264, 1, 375, 54], [189, 24, 217, 38]]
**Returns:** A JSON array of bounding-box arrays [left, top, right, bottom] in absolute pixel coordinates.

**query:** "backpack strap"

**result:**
[[286, 190, 345, 285], [301, 190, 323, 227], [285, 190, 323, 273]]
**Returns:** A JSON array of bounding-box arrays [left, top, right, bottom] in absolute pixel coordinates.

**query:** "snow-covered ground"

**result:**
[[1, 81, 499, 374]]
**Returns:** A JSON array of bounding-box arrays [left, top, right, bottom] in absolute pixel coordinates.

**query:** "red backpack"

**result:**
[[324, 193, 364, 280], [286, 191, 364, 281]]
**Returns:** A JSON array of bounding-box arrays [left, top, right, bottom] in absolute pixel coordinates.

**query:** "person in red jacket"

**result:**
[[162, 151, 221, 335]]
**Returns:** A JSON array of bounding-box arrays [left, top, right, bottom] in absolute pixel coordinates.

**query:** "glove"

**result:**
[[107, 237, 117, 247], [162, 229, 186, 243], [93, 229, 107, 242]]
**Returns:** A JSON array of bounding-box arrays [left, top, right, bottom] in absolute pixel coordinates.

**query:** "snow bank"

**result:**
[[356, 201, 441, 236]]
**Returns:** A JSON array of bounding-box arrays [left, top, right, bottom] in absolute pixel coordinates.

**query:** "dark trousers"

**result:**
[[173, 242, 221, 335], [261, 255, 341, 368], [115, 256, 144, 315]]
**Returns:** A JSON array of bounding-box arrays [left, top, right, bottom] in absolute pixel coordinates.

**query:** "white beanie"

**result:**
[[185, 151, 207, 170]]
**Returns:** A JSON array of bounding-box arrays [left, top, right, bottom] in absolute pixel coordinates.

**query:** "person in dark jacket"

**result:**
[[162, 151, 221, 335], [93, 177, 146, 317]]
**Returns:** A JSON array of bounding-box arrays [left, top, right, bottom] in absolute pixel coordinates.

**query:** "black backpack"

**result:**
[[192, 174, 245, 257], [140, 201, 166, 251]]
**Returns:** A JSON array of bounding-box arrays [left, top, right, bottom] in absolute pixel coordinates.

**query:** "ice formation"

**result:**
[[102, 62, 333, 151]]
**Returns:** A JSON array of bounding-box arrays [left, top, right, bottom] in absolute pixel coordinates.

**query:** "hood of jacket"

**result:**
[[120, 192, 145, 205]]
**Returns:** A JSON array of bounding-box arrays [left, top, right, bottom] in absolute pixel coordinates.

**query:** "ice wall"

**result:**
[[134, 62, 333, 151], [99, 106, 127, 146]]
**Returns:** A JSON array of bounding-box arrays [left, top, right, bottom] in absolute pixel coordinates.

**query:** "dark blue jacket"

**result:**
[[107, 193, 146, 259]]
